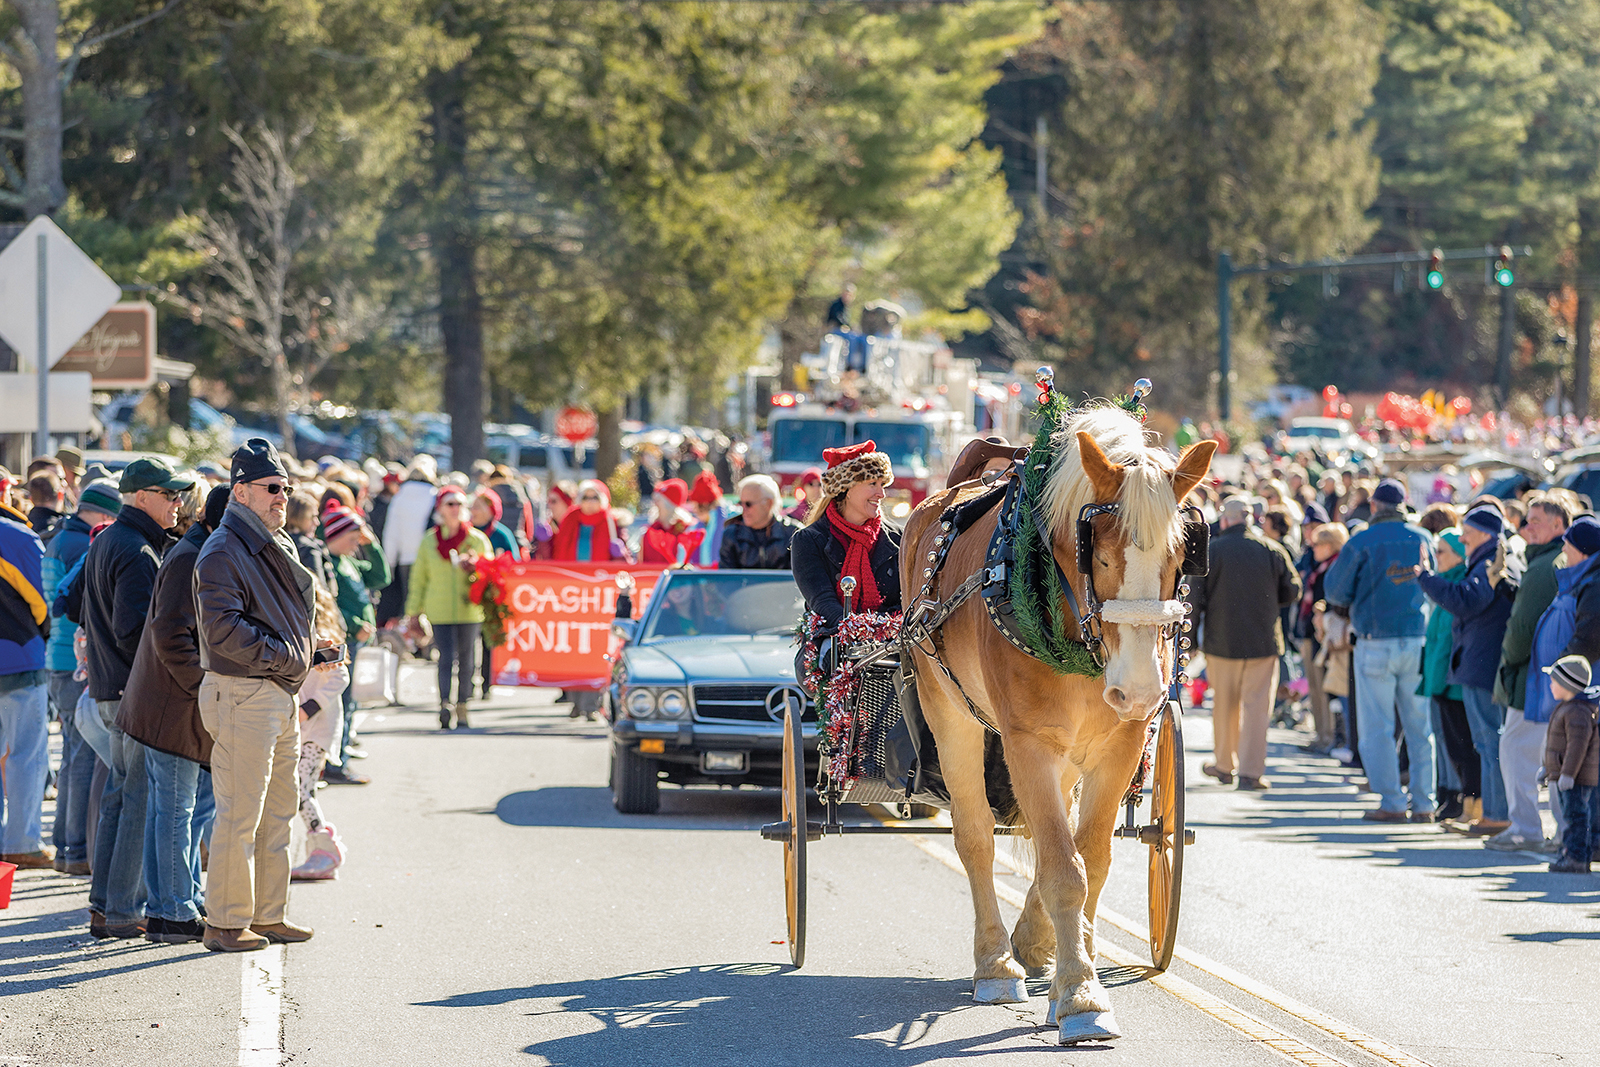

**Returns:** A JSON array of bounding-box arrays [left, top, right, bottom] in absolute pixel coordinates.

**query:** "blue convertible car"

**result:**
[[607, 569, 819, 813]]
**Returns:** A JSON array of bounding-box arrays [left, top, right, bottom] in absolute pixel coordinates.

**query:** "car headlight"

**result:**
[[625, 688, 657, 718], [657, 689, 688, 719]]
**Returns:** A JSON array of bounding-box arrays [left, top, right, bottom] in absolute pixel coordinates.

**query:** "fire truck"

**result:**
[[766, 325, 980, 520]]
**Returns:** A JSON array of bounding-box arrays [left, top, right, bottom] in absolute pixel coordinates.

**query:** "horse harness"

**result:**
[[899, 459, 1211, 729]]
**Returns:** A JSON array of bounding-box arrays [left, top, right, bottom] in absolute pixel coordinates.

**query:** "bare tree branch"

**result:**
[[73, 0, 187, 56]]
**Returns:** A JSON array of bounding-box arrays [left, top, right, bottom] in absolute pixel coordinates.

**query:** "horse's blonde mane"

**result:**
[[1040, 404, 1181, 554]]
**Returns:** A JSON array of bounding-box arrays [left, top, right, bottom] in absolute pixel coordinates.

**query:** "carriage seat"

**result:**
[[946, 436, 1028, 488]]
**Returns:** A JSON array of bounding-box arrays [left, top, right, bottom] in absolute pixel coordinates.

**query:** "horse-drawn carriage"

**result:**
[[760, 374, 1216, 1045]]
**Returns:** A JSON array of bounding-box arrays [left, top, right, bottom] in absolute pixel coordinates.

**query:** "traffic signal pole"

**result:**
[[1214, 244, 1530, 421]]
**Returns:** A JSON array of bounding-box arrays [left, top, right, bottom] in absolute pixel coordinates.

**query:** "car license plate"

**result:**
[[701, 751, 747, 773]]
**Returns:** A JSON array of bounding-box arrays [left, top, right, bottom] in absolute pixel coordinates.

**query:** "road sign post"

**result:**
[[36, 234, 47, 453]]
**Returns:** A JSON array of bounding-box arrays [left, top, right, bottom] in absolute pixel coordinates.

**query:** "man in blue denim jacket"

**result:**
[[1324, 479, 1437, 821]]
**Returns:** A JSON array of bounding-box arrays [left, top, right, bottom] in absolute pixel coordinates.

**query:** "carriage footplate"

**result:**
[[761, 820, 824, 842]]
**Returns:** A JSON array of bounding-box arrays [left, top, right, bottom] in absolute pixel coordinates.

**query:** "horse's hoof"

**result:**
[[1057, 1009, 1121, 1045], [973, 978, 1028, 1004]]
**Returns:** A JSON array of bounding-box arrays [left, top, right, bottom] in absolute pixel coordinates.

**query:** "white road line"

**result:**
[[239, 945, 284, 1067], [890, 826, 1435, 1067]]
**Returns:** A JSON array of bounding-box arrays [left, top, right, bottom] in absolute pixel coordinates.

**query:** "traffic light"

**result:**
[[1425, 248, 1444, 290], [1494, 245, 1514, 287]]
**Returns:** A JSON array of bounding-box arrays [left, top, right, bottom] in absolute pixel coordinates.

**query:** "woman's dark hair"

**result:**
[[1418, 503, 1460, 535], [204, 485, 232, 530]]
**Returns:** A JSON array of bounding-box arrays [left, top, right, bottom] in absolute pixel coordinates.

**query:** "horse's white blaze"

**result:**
[[1102, 544, 1168, 720]]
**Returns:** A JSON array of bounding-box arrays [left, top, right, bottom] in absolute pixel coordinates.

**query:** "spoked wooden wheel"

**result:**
[[781, 703, 807, 969], [1147, 700, 1186, 971]]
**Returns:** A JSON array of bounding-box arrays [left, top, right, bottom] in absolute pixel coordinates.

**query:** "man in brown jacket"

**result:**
[[193, 440, 319, 952], [116, 485, 229, 944], [1189, 496, 1302, 791]]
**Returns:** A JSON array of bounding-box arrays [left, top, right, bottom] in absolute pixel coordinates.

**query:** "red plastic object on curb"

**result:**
[[1187, 677, 1208, 708], [0, 861, 15, 908]]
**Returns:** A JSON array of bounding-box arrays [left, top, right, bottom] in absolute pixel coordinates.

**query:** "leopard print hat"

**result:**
[[820, 440, 893, 504]]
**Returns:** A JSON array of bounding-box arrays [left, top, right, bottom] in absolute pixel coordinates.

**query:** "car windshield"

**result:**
[[771, 419, 847, 464], [1290, 425, 1343, 439], [853, 421, 929, 466], [641, 572, 804, 642]]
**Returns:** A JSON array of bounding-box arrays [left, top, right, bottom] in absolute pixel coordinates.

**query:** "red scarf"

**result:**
[[550, 508, 619, 561], [826, 501, 883, 611], [435, 522, 469, 560]]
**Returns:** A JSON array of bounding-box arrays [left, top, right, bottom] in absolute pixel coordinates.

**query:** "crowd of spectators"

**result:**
[[0, 432, 810, 950], [1183, 452, 1600, 872]]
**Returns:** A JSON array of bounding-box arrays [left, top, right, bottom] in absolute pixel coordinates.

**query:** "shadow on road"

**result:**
[[0, 900, 210, 997], [417, 962, 1128, 1064], [495, 786, 784, 832]]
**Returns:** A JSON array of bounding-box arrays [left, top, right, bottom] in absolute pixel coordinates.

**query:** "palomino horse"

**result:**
[[901, 404, 1214, 1043]]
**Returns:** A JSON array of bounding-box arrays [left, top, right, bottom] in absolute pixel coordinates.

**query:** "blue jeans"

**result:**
[[1461, 686, 1507, 821], [49, 672, 93, 863], [1354, 636, 1436, 814], [1557, 784, 1600, 864], [142, 748, 214, 922], [0, 678, 49, 854], [89, 702, 148, 925]]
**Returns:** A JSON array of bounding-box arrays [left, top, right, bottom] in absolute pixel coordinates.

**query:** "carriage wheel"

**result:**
[[1147, 700, 1186, 972], [781, 703, 808, 969]]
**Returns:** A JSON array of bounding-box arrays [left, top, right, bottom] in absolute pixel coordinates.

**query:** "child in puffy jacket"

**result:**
[[1543, 654, 1600, 873]]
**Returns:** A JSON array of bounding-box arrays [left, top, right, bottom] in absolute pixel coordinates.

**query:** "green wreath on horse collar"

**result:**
[[1004, 374, 1149, 679]]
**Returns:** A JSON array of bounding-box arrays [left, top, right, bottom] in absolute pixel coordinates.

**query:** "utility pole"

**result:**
[[1577, 296, 1592, 419], [1495, 282, 1515, 410], [1035, 114, 1048, 219], [1216, 251, 1232, 421]]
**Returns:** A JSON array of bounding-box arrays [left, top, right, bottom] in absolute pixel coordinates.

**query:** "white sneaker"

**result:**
[[290, 825, 346, 881]]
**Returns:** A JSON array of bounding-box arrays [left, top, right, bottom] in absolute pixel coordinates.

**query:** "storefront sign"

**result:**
[[490, 562, 664, 689], [53, 302, 156, 388]]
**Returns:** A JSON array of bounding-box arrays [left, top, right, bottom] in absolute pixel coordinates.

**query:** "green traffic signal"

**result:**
[[1495, 267, 1514, 287], [1426, 270, 1444, 289]]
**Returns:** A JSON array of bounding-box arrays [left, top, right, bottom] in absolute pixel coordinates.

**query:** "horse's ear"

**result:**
[[1076, 431, 1125, 502], [1171, 440, 1217, 503]]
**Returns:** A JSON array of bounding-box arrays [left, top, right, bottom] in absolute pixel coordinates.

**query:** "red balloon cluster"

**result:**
[[1376, 392, 1435, 431]]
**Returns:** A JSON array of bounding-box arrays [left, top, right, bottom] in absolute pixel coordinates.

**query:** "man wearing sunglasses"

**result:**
[[76, 456, 195, 938], [193, 438, 321, 952], [720, 474, 801, 570]]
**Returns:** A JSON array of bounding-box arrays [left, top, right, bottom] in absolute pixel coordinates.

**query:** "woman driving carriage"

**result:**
[[790, 440, 902, 627]]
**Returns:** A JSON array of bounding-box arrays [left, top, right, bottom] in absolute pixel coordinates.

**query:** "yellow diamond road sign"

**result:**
[[0, 215, 122, 371]]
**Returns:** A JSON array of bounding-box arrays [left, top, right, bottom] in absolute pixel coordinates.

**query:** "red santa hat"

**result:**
[[655, 478, 689, 508]]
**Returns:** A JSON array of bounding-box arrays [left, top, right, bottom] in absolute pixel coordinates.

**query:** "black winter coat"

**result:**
[[117, 522, 212, 766], [790, 519, 901, 627], [1563, 559, 1600, 666], [719, 515, 802, 571], [1188, 522, 1301, 660], [77, 507, 173, 700]]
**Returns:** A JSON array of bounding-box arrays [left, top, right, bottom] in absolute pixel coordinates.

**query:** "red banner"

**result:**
[[488, 562, 665, 689]]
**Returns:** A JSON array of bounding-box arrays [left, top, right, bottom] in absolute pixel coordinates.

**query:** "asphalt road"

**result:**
[[4, 670, 1596, 1066]]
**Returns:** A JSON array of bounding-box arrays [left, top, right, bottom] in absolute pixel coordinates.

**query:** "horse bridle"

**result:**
[[1074, 501, 1206, 677]]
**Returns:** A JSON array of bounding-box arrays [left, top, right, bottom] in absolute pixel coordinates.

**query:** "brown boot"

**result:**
[[2, 847, 56, 869], [1444, 796, 1482, 832], [204, 925, 269, 952], [252, 920, 314, 944]]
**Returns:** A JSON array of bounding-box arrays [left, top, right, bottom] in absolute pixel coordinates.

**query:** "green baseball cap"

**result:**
[[120, 457, 196, 494]]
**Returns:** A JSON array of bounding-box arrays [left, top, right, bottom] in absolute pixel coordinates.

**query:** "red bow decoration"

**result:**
[[823, 440, 877, 468]]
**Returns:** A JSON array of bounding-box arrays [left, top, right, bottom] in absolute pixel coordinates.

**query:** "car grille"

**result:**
[[691, 684, 816, 724]]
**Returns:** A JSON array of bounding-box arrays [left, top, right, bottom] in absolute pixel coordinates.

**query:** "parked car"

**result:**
[[606, 568, 815, 814], [1278, 416, 1375, 464], [484, 432, 597, 484], [81, 449, 183, 476], [1551, 444, 1600, 510]]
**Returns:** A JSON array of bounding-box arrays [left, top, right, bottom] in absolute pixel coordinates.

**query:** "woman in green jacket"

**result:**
[[406, 486, 493, 730], [1419, 528, 1479, 821]]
